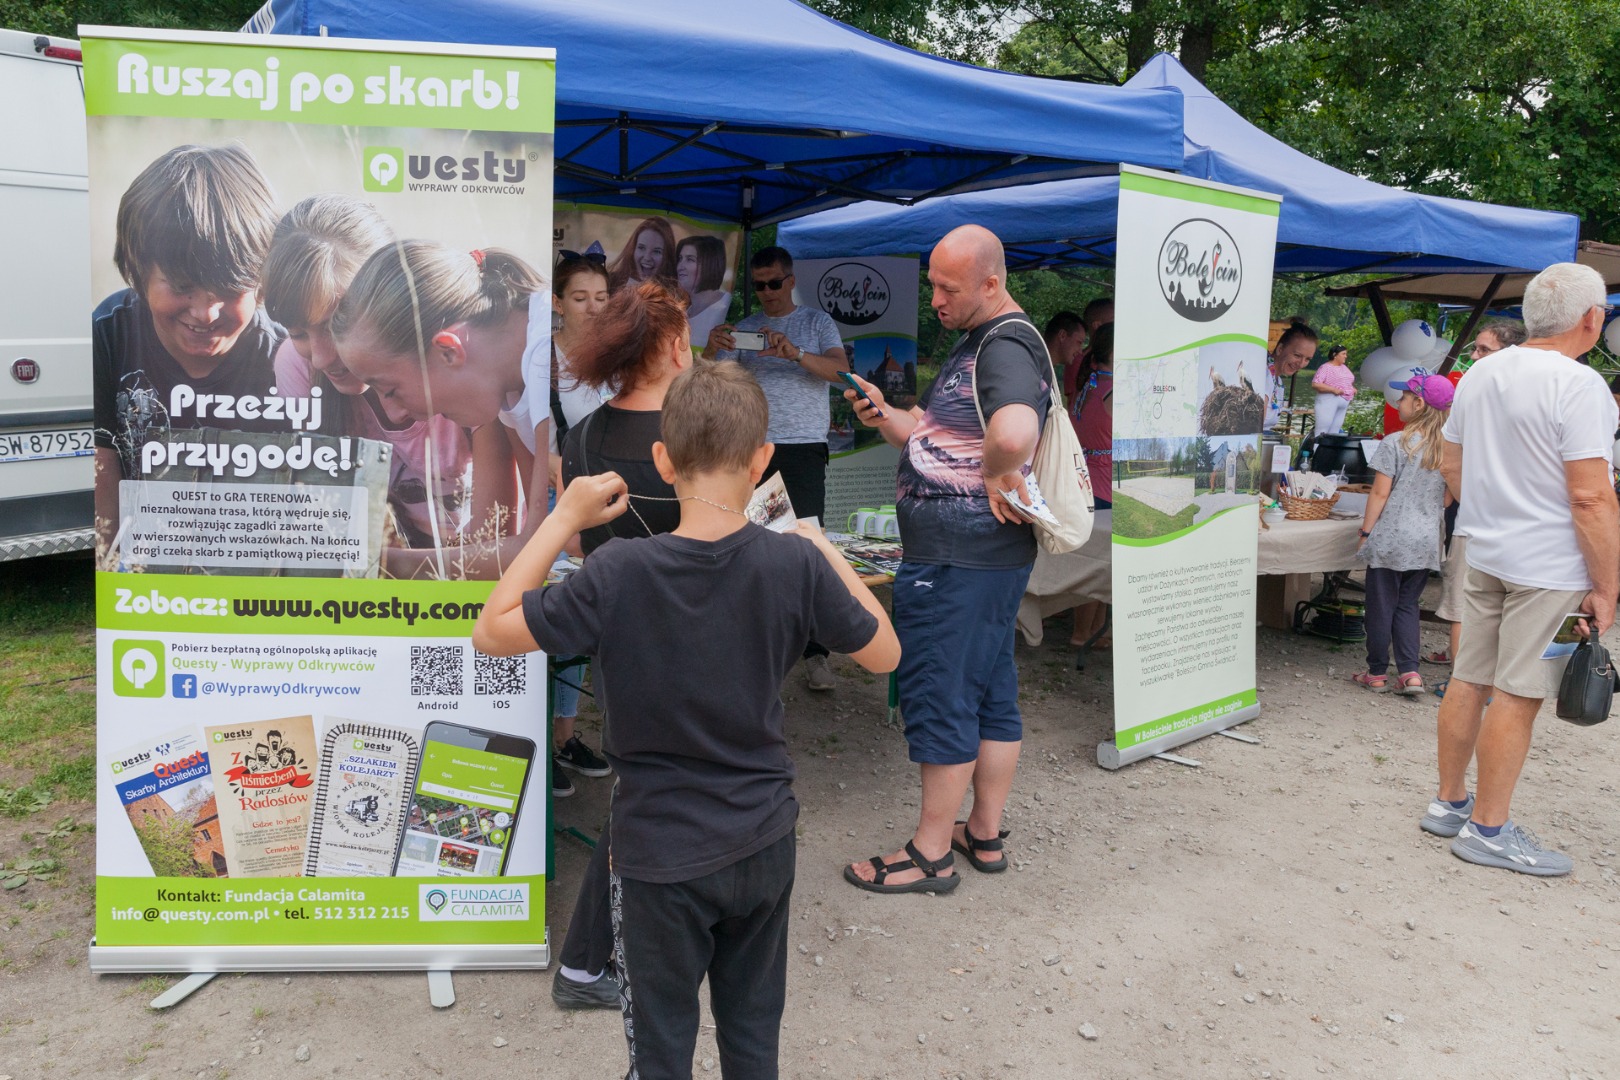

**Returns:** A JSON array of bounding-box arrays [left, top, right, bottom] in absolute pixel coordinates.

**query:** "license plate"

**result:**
[[0, 428, 94, 463]]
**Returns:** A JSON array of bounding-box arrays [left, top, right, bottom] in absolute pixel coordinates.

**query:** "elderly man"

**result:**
[[1426, 263, 1618, 876], [841, 225, 1050, 893]]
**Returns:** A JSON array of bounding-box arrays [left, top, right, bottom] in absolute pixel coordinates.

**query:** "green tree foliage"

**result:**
[[0, 0, 262, 38], [133, 814, 214, 878]]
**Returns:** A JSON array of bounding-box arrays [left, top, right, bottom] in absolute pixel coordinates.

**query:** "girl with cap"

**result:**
[[1352, 371, 1454, 695]]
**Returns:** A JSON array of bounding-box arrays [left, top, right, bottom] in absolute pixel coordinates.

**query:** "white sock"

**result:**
[[559, 964, 602, 983]]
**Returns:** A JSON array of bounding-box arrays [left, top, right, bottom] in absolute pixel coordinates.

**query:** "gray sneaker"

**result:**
[[1420, 793, 1474, 837], [551, 966, 622, 1009], [1451, 820, 1573, 877], [805, 655, 836, 692]]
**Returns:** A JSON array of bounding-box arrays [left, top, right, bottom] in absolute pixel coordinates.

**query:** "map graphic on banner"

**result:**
[[1104, 166, 1280, 769], [552, 205, 742, 351], [791, 255, 919, 530], [85, 27, 556, 971]]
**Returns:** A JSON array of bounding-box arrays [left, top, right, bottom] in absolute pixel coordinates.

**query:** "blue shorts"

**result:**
[[893, 561, 1033, 765]]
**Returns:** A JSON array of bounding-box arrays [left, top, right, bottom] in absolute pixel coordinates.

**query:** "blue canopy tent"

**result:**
[[778, 53, 1578, 275], [244, 0, 1186, 228]]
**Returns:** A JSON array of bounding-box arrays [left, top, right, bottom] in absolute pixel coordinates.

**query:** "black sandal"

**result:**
[[843, 840, 960, 894], [952, 821, 1010, 873]]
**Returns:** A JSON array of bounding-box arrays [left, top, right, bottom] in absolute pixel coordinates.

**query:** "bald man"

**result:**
[[842, 225, 1049, 894]]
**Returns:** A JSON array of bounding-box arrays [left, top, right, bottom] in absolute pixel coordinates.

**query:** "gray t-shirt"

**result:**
[[1359, 434, 1446, 572], [717, 305, 845, 444]]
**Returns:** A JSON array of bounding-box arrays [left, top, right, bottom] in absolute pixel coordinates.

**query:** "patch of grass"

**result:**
[[1110, 491, 1199, 541], [0, 555, 95, 795]]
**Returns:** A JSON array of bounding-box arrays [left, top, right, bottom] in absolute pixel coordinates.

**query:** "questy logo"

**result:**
[[816, 262, 891, 326], [112, 639, 165, 698], [363, 147, 405, 193], [1158, 218, 1242, 323]]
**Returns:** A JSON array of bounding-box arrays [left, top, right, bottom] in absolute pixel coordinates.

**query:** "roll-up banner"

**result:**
[[85, 26, 557, 973], [789, 255, 920, 529], [1102, 165, 1280, 770]]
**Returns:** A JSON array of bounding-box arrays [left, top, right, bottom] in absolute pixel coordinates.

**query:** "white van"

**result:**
[[0, 28, 91, 562]]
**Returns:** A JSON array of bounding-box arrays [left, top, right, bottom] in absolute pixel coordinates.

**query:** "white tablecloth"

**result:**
[[1016, 513, 1364, 645]]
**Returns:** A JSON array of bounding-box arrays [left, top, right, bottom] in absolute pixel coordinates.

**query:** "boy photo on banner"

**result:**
[[1105, 166, 1279, 769], [88, 28, 555, 966]]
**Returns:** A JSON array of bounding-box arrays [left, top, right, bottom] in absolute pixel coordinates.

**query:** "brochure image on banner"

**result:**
[[205, 716, 317, 878], [553, 205, 741, 350], [109, 725, 221, 877], [89, 28, 555, 967], [304, 720, 421, 877], [1104, 166, 1279, 770]]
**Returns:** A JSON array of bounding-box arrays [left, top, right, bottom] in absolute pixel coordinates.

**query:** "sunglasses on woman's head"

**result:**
[[752, 276, 789, 292], [559, 249, 607, 265]]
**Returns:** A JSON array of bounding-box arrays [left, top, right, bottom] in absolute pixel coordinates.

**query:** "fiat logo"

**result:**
[[11, 358, 39, 384]]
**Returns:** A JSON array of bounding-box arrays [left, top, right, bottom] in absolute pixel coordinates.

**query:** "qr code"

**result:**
[[474, 651, 526, 696], [410, 645, 463, 696]]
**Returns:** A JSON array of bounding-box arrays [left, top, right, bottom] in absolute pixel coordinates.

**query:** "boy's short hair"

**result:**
[[114, 144, 278, 298], [750, 245, 793, 276], [661, 361, 768, 476]]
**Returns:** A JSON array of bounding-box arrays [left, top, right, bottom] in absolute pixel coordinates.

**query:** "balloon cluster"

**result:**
[[1362, 320, 1455, 406]]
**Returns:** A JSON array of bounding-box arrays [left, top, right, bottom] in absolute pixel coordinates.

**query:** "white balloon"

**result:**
[[1605, 316, 1620, 354], [1358, 346, 1406, 390], [1384, 364, 1421, 407], [1392, 319, 1437, 362], [1421, 338, 1454, 367]]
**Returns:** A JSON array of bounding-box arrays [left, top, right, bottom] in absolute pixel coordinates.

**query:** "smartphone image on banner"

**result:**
[[392, 721, 535, 877]]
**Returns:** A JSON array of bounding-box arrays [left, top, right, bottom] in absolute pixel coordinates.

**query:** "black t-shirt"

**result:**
[[559, 403, 678, 555], [894, 312, 1051, 568], [522, 523, 879, 883], [92, 288, 286, 474]]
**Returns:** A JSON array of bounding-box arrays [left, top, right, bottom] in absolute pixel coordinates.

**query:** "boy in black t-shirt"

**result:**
[[475, 361, 899, 1079], [92, 144, 284, 558]]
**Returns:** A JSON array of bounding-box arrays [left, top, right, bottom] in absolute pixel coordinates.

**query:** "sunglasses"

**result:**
[[559, 249, 607, 265], [752, 276, 790, 292]]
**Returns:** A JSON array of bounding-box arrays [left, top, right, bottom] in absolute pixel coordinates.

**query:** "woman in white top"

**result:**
[[549, 253, 613, 470]]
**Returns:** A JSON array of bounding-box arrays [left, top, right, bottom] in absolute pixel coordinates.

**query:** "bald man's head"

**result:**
[[929, 224, 1016, 331]]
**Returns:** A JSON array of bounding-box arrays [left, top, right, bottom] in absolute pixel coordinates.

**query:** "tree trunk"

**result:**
[[1178, 12, 1217, 81], [1125, 0, 1156, 78]]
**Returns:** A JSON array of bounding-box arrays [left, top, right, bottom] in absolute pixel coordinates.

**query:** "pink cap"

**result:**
[[1389, 368, 1454, 410]]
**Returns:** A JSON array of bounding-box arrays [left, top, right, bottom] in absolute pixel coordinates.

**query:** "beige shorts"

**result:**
[[1452, 566, 1587, 699], [1434, 534, 1469, 624]]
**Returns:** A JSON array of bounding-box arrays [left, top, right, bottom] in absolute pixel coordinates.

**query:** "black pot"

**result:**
[[1305, 433, 1373, 483]]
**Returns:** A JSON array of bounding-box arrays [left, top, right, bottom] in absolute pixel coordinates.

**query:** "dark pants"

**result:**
[[763, 443, 829, 660], [612, 832, 795, 1080], [558, 818, 615, 975], [1365, 567, 1428, 676]]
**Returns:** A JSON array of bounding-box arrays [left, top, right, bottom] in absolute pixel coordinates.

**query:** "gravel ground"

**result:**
[[2, 615, 1617, 1080]]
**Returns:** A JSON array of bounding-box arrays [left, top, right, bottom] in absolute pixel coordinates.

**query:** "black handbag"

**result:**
[[1556, 639, 1615, 726]]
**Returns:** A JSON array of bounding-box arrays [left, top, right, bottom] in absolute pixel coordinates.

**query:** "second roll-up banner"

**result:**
[[1104, 165, 1280, 769], [85, 26, 557, 974]]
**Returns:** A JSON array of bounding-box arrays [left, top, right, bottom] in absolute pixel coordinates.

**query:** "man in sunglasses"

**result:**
[[706, 245, 849, 690]]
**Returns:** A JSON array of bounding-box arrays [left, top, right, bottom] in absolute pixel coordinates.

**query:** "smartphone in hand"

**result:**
[[732, 330, 769, 351], [838, 370, 885, 419]]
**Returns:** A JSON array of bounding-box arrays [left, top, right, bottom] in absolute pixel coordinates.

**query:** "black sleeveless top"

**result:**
[[560, 403, 680, 554]]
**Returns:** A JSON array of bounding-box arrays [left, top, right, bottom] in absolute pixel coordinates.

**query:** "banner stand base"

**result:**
[[427, 969, 456, 1008], [1152, 752, 1201, 768], [150, 971, 217, 1009], [1096, 705, 1262, 771]]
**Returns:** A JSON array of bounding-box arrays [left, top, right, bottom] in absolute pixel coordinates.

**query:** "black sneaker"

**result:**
[[551, 966, 622, 1009], [555, 736, 612, 778], [551, 766, 575, 799]]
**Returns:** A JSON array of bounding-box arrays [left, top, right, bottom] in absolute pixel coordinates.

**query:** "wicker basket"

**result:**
[[1279, 491, 1340, 520]]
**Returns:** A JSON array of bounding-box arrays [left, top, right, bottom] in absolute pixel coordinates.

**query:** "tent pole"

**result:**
[[1366, 285, 1395, 345], [741, 181, 755, 317], [1437, 274, 1504, 375]]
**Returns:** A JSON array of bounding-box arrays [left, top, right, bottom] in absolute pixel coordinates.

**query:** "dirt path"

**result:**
[[3, 621, 1617, 1080]]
